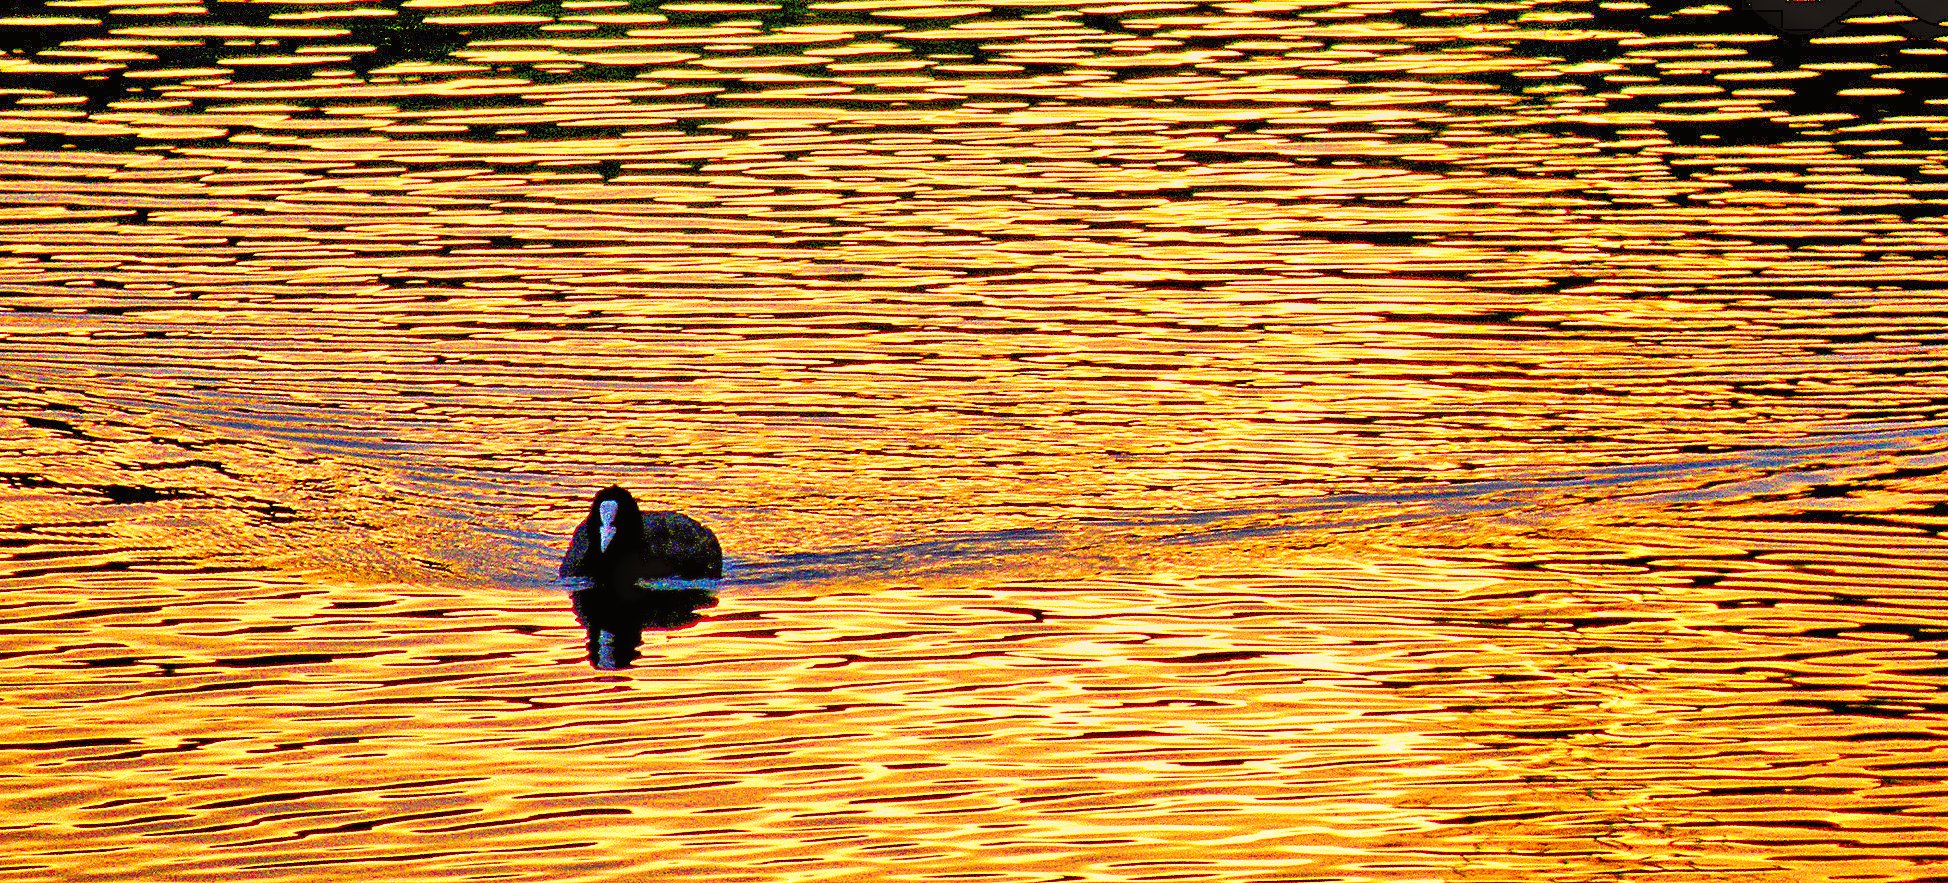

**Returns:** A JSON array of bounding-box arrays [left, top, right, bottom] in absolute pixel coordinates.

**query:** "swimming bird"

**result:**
[[559, 486, 723, 585]]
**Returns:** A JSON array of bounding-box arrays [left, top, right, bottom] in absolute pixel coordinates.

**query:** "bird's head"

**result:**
[[589, 486, 641, 552]]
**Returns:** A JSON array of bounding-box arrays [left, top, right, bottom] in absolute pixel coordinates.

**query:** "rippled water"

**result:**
[[4, 0, 1948, 879]]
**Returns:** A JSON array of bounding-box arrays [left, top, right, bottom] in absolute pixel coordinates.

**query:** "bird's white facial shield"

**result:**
[[597, 499, 620, 551]]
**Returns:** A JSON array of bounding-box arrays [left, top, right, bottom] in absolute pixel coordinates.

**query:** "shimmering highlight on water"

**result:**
[[4, 0, 1948, 880]]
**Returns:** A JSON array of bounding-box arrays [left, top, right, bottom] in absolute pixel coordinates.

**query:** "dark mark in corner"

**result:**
[[0, 472, 56, 489], [22, 415, 86, 438], [102, 485, 183, 504]]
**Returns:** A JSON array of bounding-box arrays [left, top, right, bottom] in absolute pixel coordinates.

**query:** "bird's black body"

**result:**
[[558, 486, 723, 585], [557, 486, 723, 669]]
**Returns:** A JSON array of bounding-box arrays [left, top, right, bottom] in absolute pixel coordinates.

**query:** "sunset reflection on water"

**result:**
[[4, 1, 1948, 880]]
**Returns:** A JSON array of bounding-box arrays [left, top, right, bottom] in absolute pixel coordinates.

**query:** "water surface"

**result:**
[[5, 1, 1948, 880]]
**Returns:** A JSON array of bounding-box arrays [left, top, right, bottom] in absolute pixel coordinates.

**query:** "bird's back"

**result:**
[[640, 511, 723, 579]]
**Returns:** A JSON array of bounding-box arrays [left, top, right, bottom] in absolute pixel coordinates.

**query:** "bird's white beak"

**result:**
[[597, 499, 620, 552]]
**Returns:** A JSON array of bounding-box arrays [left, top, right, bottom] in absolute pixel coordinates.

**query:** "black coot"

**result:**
[[559, 486, 723, 669], [558, 485, 723, 584]]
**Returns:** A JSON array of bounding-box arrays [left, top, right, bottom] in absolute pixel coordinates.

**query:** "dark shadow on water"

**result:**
[[567, 582, 717, 670]]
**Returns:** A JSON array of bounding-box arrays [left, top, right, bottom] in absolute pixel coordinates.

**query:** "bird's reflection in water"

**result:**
[[568, 584, 718, 669]]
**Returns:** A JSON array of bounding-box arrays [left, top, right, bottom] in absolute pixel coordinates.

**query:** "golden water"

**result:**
[[4, 0, 1948, 879]]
